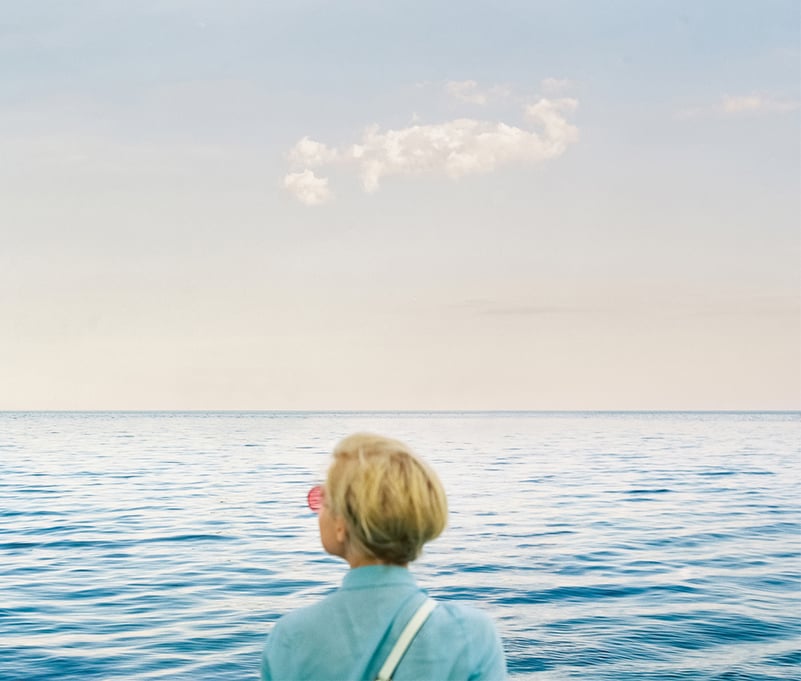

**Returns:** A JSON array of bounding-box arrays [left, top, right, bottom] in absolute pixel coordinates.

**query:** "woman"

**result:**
[[261, 432, 507, 680]]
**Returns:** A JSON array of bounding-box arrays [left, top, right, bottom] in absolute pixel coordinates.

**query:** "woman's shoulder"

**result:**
[[416, 600, 506, 678], [269, 594, 338, 642], [434, 600, 498, 629]]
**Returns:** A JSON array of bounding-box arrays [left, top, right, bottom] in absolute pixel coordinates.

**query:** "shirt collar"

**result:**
[[341, 565, 417, 590]]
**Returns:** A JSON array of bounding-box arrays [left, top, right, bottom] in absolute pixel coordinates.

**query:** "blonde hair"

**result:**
[[325, 433, 448, 565]]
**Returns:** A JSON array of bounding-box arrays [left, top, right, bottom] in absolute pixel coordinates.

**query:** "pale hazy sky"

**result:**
[[2, 1, 799, 410]]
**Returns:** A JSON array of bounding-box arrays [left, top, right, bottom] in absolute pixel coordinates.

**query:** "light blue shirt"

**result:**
[[261, 565, 506, 680]]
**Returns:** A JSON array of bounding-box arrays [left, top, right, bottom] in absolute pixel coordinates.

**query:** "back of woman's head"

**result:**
[[325, 433, 448, 565]]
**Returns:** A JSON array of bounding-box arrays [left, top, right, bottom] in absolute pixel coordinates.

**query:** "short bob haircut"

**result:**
[[325, 433, 448, 565]]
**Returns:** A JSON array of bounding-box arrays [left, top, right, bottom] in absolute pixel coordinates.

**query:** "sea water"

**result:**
[[1, 411, 799, 680]]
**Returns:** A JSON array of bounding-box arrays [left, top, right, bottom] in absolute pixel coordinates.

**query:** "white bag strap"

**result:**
[[375, 598, 437, 681]]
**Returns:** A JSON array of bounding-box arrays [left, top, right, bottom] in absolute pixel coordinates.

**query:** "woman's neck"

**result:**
[[345, 553, 406, 569]]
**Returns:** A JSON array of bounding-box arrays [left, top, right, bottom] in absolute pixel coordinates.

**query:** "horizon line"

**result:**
[[1, 409, 799, 415]]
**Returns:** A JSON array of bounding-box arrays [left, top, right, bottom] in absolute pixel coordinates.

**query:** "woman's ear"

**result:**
[[335, 515, 348, 544]]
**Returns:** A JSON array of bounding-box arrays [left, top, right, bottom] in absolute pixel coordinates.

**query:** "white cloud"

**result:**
[[283, 169, 332, 205], [353, 98, 578, 192], [287, 136, 338, 167], [525, 98, 579, 156], [445, 80, 487, 105], [283, 97, 579, 202]]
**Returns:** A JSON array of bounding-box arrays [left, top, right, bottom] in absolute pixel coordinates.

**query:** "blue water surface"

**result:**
[[1, 411, 799, 679]]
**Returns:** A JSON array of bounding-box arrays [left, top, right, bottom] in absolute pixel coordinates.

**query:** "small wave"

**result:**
[[143, 533, 235, 544], [624, 488, 672, 494]]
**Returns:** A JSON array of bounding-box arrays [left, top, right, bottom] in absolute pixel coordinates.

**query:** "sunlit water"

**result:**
[[1, 412, 799, 680]]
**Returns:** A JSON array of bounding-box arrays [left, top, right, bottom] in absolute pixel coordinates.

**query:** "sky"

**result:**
[[1, 0, 799, 410]]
